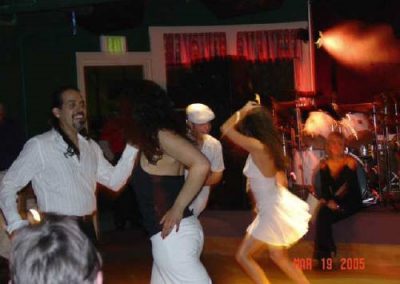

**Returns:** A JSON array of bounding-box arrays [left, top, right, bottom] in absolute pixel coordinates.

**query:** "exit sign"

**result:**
[[100, 36, 127, 54]]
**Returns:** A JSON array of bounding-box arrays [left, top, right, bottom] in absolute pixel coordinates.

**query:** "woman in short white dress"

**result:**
[[221, 101, 311, 284]]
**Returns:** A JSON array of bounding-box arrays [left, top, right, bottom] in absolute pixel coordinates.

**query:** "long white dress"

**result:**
[[243, 155, 311, 247]]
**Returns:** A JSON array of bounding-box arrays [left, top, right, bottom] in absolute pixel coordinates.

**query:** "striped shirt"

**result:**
[[0, 129, 138, 233]]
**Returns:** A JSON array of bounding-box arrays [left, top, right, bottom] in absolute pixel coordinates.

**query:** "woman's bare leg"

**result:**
[[268, 246, 309, 284], [236, 234, 270, 284]]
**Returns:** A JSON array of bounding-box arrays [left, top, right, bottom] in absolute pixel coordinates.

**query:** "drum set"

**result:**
[[272, 93, 400, 208]]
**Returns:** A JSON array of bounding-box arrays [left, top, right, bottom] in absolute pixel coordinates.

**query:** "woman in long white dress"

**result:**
[[221, 101, 310, 284]]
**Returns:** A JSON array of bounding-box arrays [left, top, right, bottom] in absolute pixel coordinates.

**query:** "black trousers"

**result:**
[[113, 183, 141, 230], [314, 205, 358, 259], [76, 216, 97, 245]]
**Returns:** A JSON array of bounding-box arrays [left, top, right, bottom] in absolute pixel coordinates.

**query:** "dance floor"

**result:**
[[99, 206, 400, 284]]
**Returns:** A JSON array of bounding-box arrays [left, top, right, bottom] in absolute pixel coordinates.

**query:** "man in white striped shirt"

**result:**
[[0, 86, 138, 241]]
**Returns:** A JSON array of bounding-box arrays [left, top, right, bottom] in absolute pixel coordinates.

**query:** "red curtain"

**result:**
[[236, 29, 302, 61], [237, 29, 313, 92], [164, 32, 227, 66]]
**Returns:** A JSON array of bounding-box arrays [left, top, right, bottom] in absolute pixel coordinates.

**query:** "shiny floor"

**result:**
[[99, 228, 400, 284], [1, 206, 399, 284]]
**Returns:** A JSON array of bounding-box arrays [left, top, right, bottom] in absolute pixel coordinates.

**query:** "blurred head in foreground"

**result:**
[[9, 214, 103, 284]]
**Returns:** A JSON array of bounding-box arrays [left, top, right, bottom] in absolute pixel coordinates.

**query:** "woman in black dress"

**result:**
[[313, 131, 363, 264], [125, 80, 211, 283]]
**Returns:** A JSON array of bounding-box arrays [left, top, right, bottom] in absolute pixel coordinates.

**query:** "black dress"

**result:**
[[130, 161, 192, 237], [313, 162, 363, 259]]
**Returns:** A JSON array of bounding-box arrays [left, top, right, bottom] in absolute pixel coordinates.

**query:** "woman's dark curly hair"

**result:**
[[123, 80, 186, 164], [237, 106, 286, 171]]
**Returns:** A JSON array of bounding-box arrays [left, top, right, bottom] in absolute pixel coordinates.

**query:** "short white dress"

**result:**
[[243, 155, 311, 247]]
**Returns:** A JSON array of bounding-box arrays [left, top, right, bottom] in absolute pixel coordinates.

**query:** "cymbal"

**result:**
[[336, 102, 381, 114]]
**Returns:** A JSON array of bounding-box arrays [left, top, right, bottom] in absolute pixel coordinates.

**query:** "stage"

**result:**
[[98, 205, 400, 283]]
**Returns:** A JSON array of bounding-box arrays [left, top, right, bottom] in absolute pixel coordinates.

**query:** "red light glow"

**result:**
[[318, 21, 400, 67]]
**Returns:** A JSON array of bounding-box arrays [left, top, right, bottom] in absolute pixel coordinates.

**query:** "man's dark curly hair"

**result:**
[[123, 80, 186, 164]]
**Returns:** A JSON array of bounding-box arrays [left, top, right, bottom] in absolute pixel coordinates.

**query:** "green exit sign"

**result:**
[[100, 36, 127, 54]]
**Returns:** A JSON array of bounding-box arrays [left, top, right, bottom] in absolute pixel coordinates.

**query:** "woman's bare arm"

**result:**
[[220, 102, 264, 154], [158, 130, 210, 238]]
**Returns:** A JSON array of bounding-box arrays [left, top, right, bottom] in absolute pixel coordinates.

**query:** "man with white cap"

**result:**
[[186, 103, 225, 216]]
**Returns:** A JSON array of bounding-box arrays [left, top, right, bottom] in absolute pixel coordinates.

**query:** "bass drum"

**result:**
[[350, 153, 379, 206], [348, 153, 369, 200], [340, 112, 374, 149]]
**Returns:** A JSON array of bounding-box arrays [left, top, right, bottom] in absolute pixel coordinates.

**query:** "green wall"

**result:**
[[0, 26, 21, 123], [0, 0, 307, 136]]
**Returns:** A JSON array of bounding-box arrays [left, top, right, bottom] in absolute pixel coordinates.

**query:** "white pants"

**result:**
[[189, 187, 210, 217], [0, 171, 11, 258], [150, 216, 211, 284]]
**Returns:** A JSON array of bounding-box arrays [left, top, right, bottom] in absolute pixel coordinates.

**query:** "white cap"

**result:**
[[186, 103, 215, 124]]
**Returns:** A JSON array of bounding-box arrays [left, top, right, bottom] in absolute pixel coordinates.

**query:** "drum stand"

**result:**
[[391, 97, 400, 192], [290, 105, 314, 200], [295, 105, 306, 188], [372, 103, 384, 195], [373, 95, 400, 209], [394, 97, 400, 147], [384, 100, 393, 192], [275, 102, 309, 198]]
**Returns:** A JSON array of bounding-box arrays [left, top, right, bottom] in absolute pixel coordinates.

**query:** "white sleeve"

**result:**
[[95, 143, 138, 191], [0, 138, 43, 233], [210, 141, 225, 172]]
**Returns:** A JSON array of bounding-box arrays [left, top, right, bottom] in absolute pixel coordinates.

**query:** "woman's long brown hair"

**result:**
[[237, 106, 286, 171]]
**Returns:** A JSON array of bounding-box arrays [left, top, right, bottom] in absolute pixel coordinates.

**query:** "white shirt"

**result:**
[[0, 129, 138, 233], [201, 134, 225, 173], [189, 134, 224, 216]]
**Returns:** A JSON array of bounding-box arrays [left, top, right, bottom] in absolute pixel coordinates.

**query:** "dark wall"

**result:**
[[145, 0, 306, 26], [0, 0, 307, 136], [22, 30, 98, 135], [0, 26, 22, 126], [0, 11, 149, 136]]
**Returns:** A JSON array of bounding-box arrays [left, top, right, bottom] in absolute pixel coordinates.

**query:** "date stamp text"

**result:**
[[292, 257, 366, 271]]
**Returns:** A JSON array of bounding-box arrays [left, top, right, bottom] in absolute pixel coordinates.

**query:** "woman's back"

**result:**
[[132, 155, 192, 237], [243, 155, 276, 186], [248, 147, 278, 177], [139, 150, 184, 176]]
